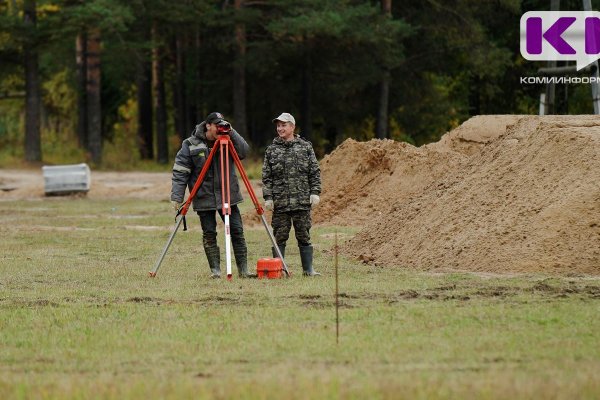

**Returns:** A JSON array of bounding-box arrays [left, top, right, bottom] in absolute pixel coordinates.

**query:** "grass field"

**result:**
[[0, 197, 599, 399]]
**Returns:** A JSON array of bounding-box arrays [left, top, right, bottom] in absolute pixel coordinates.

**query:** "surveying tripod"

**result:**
[[149, 130, 289, 279]]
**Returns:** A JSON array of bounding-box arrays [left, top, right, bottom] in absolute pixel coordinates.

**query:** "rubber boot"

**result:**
[[204, 245, 221, 279], [299, 245, 320, 276], [233, 236, 256, 278], [271, 244, 286, 259]]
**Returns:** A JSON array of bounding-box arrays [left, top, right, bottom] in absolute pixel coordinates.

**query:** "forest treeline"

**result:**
[[0, 0, 597, 167]]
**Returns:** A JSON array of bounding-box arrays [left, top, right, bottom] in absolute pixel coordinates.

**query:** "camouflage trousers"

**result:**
[[272, 209, 312, 247]]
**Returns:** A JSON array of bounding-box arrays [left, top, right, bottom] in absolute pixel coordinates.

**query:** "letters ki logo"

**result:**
[[520, 11, 600, 70]]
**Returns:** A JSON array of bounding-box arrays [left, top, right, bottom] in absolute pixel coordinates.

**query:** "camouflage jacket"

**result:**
[[171, 122, 249, 212], [262, 135, 321, 212]]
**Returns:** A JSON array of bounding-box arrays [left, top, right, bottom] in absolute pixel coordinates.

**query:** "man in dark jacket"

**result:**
[[262, 112, 322, 276], [171, 112, 253, 278]]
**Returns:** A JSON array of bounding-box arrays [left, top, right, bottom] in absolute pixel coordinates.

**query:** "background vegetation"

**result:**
[[1, 0, 599, 169]]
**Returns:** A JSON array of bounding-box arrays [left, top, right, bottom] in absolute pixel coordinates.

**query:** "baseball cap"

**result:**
[[272, 112, 296, 125], [206, 112, 225, 124]]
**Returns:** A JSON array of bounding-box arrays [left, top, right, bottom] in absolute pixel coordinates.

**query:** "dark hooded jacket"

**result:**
[[262, 135, 321, 212], [171, 122, 249, 212]]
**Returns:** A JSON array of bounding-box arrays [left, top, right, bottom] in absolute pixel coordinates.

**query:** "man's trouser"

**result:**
[[272, 209, 319, 275], [271, 209, 312, 247], [198, 205, 247, 275]]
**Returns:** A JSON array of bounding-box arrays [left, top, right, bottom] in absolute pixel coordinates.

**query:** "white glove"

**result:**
[[265, 200, 274, 211], [310, 194, 320, 206], [171, 200, 183, 211]]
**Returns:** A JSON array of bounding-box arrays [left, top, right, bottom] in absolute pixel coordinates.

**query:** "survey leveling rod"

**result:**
[[220, 135, 233, 279], [149, 134, 289, 278]]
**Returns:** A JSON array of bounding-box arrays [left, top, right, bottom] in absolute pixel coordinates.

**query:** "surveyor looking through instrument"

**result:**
[[170, 112, 254, 279], [262, 112, 322, 276]]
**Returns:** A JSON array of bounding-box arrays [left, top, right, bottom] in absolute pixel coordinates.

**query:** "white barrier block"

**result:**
[[42, 163, 91, 195]]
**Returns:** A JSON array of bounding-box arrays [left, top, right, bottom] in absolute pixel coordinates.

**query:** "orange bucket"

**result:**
[[256, 258, 283, 279]]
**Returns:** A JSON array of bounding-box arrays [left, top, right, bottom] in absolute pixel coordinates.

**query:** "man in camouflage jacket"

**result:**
[[171, 112, 253, 278], [262, 112, 322, 276]]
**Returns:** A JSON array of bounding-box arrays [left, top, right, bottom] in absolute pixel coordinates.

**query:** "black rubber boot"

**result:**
[[299, 245, 320, 276], [233, 236, 256, 278], [204, 245, 221, 278], [271, 244, 286, 259]]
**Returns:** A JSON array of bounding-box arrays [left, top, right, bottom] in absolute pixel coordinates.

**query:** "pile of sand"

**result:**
[[313, 139, 467, 225], [317, 115, 599, 275], [314, 115, 523, 226]]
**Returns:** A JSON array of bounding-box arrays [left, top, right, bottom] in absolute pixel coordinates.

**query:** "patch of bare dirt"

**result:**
[[0, 170, 174, 201], [0, 169, 264, 225]]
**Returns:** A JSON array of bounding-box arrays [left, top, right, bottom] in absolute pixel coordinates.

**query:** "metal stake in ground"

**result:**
[[335, 231, 339, 344], [149, 127, 290, 278]]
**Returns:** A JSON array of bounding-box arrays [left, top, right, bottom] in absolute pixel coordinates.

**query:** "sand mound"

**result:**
[[314, 115, 523, 226], [341, 115, 600, 275], [313, 139, 467, 225]]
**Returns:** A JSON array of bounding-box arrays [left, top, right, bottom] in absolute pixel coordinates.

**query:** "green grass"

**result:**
[[0, 198, 599, 399]]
